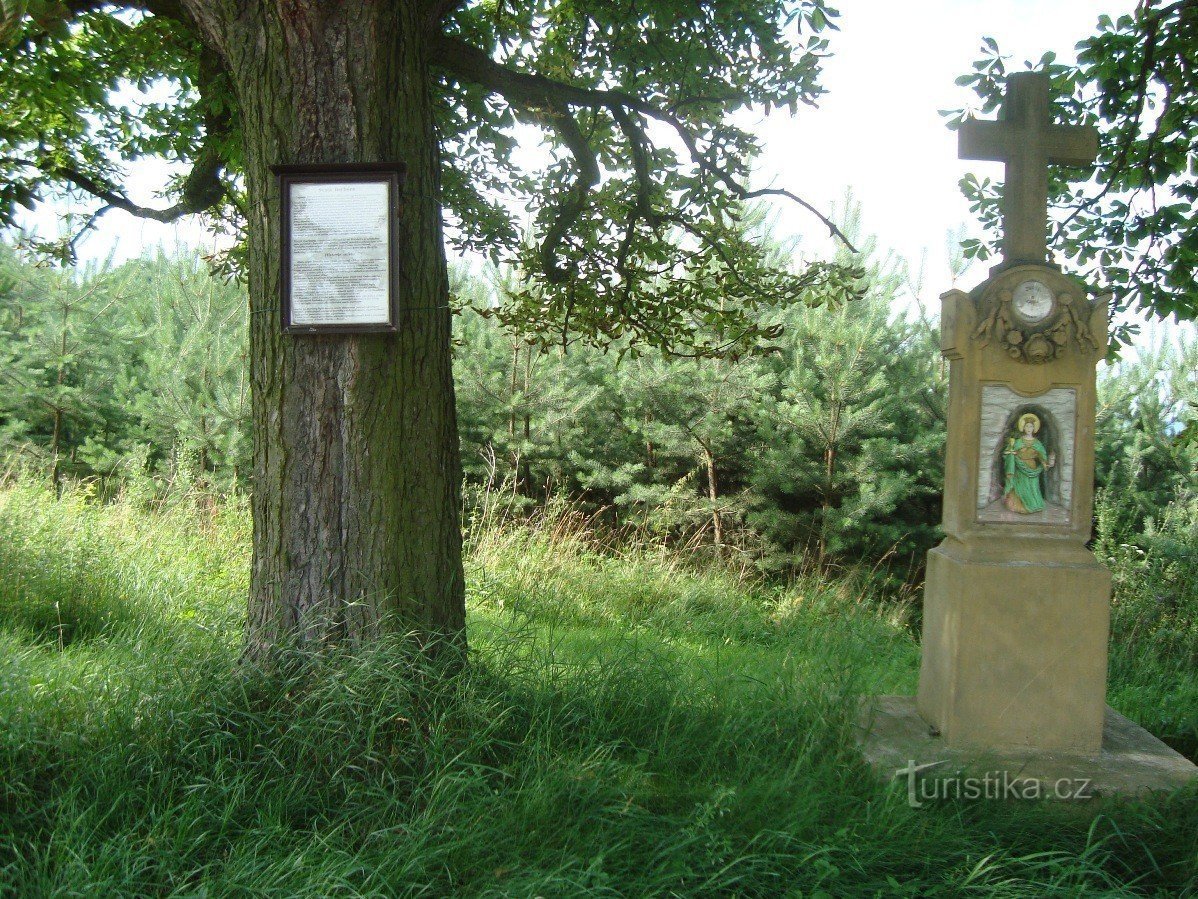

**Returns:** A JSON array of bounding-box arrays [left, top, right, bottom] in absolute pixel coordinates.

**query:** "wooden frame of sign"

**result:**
[[273, 162, 407, 334]]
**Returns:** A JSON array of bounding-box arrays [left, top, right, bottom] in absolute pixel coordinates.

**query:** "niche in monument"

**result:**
[[977, 389, 1074, 525]]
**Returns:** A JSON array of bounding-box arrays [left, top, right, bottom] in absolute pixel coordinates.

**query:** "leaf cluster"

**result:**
[[0, 3, 241, 265], [950, 3, 1198, 330], [0, 0, 861, 351]]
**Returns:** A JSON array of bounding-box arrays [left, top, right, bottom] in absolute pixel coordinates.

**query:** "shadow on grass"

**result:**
[[0, 483, 1194, 895], [1, 607, 1195, 897]]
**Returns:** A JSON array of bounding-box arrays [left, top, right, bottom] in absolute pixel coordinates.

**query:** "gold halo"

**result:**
[[1017, 412, 1041, 434]]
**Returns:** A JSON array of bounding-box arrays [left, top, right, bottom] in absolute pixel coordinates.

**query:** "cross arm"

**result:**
[[1042, 125, 1099, 167], [958, 118, 1012, 162]]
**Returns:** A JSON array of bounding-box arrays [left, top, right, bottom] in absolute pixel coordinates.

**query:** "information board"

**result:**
[[274, 164, 405, 334]]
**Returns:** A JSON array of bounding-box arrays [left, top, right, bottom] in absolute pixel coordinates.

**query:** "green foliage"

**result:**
[[748, 297, 943, 569], [0, 0, 863, 351], [453, 265, 612, 509], [0, 480, 1194, 896], [952, 4, 1198, 328], [1096, 485, 1198, 760], [1095, 336, 1198, 532], [439, 0, 865, 352], [117, 253, 250, 491], [0, 246, 143, 482], [1091, 336, 1198, 757], [0, 4, 241, 265], [452, 229, 944, 573], [746, 216, 945, 571], [0, 247, 249, 491], [6, 238, 1192, 585], [452, 203, 945, 575]]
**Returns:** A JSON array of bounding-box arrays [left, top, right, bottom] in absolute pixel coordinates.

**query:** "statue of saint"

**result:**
[[1002, 413, 1056, 514]]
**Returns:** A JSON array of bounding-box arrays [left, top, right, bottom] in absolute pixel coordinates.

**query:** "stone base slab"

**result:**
[[858, 695, 1198, 799]]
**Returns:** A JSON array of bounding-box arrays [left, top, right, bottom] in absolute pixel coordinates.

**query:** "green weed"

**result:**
[[0, 482, 1194, 897]]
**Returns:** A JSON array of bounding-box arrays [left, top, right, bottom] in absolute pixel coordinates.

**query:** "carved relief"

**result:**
[[970, 290, 1097, 363], [971, 271, 1099, 363], [977, 386, 1076, 525]]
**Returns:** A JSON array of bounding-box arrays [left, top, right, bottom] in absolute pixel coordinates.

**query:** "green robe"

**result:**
[[1003, 436, 1048, 513]]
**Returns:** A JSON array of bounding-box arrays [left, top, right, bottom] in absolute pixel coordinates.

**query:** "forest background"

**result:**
[[1, 203, 1193, 593]]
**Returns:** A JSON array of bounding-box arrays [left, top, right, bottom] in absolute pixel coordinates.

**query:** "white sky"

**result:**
[[20, 0, 1134, 310], [750, 0, 1133, 290]]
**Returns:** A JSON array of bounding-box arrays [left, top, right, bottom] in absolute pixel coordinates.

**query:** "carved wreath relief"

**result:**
[[977, 386, 1075, 525], [972, 275, 1098, 364]]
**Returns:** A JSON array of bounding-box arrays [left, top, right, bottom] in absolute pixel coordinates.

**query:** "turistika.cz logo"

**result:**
[[895, 760, 1094, 807]]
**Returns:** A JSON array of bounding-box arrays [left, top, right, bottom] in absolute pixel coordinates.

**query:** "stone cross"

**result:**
[[959, 71, 1098, 265], [857, 65, 1198, 797]]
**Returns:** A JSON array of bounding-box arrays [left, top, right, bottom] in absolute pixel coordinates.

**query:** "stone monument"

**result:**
[[858, 71, 1197, 795]]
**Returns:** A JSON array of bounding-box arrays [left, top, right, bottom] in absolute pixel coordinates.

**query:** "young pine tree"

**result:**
[[747, 215, 944, 572], [120, 253, 251, 492], [0, 250, 141, 489]]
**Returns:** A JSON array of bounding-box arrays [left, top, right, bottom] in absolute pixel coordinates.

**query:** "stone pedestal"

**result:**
[[858, 696, 1198, 799], [917, 541, 1110, 753]]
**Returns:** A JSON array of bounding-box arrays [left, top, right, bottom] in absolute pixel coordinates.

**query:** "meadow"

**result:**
[[0, 480, 1194, 897]]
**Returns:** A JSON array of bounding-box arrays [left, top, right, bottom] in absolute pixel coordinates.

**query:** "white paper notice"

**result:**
[[289, 180, 391, 326]]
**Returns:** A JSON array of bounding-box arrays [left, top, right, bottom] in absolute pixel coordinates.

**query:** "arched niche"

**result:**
[[988, 403, 1063, 506]]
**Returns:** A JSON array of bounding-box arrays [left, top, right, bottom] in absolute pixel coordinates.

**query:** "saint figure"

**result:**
[[1002, 412, 1056, 514]]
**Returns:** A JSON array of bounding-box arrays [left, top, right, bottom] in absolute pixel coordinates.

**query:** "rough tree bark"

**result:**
[[181, 0, 465, 658]]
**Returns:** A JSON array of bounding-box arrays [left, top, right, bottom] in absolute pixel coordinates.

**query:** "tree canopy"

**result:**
[[952, 1, 1198, 335], [0, 0, 862, 356]]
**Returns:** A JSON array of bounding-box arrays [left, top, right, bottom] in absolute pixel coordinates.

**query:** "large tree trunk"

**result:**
[[188, 1, 465, 658]]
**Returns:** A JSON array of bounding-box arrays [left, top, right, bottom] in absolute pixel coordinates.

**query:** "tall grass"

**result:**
[[1096, 483, 1198, 761], [0, 481, 1194, 897]]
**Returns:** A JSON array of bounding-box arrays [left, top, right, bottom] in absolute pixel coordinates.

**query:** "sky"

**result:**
[[19, 1, 1136, 312], [748, 0, 1133, 289]]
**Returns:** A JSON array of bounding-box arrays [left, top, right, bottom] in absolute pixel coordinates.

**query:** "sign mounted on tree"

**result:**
[[274, 163, 406, 334]]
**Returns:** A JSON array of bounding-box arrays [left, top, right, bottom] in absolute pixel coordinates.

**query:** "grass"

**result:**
[[0, 481, 1195, 897]]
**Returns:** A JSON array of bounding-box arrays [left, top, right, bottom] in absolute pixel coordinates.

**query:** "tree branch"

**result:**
[[47, 134, 225, 224], [428, 32, 857, 254], [609, 104, 657, 298], [424, 0, 469, 31], [11, 31, 232, 228], [535, 103, 600, 283], [8, 0, 191, 49]]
